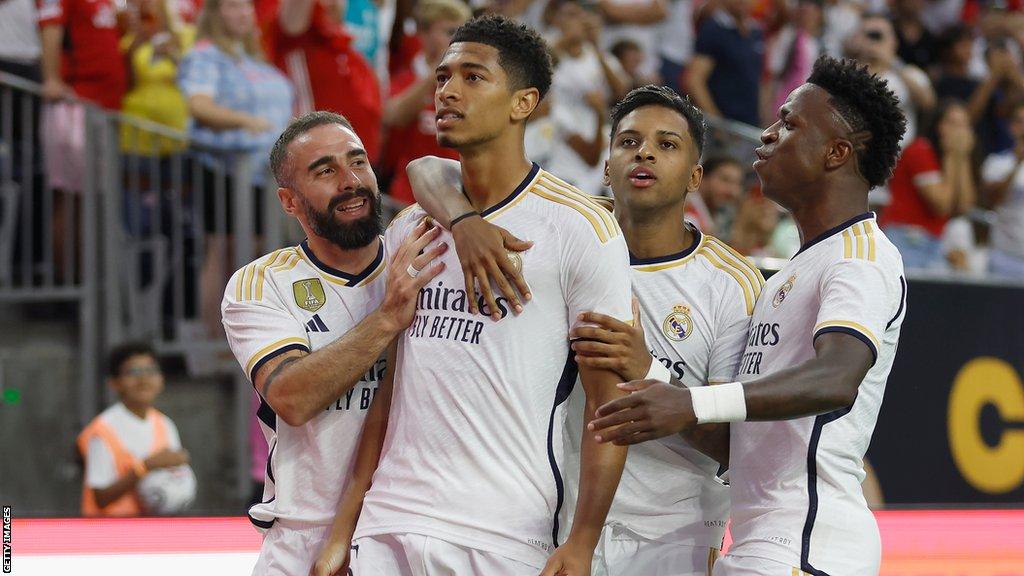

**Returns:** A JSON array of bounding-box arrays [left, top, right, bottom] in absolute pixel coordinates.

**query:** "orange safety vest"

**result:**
[[77, 408, 169, 517]]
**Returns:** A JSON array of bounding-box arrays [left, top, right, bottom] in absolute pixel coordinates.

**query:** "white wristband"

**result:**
[[689, 381, 747, 424], [644, 357, 672, 383]]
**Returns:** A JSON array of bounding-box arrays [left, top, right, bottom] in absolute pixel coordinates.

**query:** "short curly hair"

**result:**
[[449, 14, 553, 99], [807, 56, 906, 189], [609, 85, 706, 160]]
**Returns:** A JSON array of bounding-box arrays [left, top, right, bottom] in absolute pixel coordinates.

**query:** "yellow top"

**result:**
[[119, 27, 196, 155]]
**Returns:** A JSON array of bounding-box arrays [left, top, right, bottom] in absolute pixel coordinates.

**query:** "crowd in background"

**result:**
[[1, 0, 1024, 278]]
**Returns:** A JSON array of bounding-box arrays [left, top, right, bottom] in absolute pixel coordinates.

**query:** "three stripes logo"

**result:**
[[305, 314, 330, 333]]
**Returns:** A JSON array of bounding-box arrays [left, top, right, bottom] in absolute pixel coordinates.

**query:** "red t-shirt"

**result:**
[[37, 0, 128, 110], [263, 5, 382, 158], [383, 65, 459, 205], [882, 137, 947, 237]]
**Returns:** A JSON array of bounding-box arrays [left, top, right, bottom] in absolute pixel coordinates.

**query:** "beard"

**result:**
[[304, 188, 383, 250]]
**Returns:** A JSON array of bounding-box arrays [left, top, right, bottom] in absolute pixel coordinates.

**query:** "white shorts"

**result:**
[[251, 520, 330, 576], [349, 533, 538, 576], [712, 554, 809, 576], [593, 525, 719, 576]]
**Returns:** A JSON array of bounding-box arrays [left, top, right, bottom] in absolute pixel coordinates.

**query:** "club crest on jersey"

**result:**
[[293, 278, 326, 312], [663, 304, 693, 341], [773, 275, 796, 308]]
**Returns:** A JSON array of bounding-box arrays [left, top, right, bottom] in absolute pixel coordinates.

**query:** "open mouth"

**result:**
[[628, 165, 657, 187], [436, 108, 464, 129], [337, 197, 367, 213]]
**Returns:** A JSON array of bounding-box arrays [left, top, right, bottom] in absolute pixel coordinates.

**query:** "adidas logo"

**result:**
[[305, 314, 329, 333]]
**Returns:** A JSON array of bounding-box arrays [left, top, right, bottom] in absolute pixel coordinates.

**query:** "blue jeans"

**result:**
[[883, 224, 947, 271]]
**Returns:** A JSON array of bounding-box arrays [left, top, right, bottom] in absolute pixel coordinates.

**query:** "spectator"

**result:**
[[934, 26, 1024, 155], [820, 0, 865, 58], [548, 0, 628, 193], [611, 39, 660, 89], [178, 0, 294, 337], [0, 0, 41, 178], [686, 154, 745, 237], [381, 0, 471, 205], [120, 0, 196, 155], [38, 0, 130, 280], [765, 0, 823, 116], [77, 342, 193, 517], [730, 193, 780, 256], [942, 211, 990, 274], [882, 100, 977, 269], [0, 0, 40, 83], [37, 0, 128, 110], [655, 0, 694, 94], [344, 0, 387, 80], [891, 0, 938, 71], [982, 100, 1024, 279], [263, 0, 383, 159], [598, 0, 668, 83], [847, 13, 936, 145], [687, 0, 765, 127]]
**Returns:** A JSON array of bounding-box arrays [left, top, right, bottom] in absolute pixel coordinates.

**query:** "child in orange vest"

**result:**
[[77, 342, 191, 516]]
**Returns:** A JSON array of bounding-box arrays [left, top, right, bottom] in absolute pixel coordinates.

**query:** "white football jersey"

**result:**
[[354, 164, 633, 569], [562, 223, 763, 548], [728, 213, 906, 575], [222, 239, 388, 528]]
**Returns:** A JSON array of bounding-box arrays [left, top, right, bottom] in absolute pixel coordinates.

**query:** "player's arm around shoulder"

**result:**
[[406, 156, 534, 318], [586, 251, 899, 442]]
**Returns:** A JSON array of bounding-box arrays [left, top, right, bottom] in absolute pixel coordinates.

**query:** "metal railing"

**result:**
[[1, 71, 408, 502]]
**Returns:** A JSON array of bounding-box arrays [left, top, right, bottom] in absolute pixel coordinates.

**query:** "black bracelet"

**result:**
[[450, 210, 480, 228]]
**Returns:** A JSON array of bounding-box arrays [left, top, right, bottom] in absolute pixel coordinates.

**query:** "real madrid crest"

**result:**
[[663, 304, 693, 341], [293, 278, 326, 312], [772, 275, 796, 308]]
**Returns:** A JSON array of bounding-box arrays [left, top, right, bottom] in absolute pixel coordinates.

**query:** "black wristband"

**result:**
[[450, 210, 480, 228]]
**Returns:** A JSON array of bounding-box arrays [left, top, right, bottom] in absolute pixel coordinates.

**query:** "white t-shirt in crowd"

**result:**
[[982, 151, 1024, 259], [85, 403, 183, 488]]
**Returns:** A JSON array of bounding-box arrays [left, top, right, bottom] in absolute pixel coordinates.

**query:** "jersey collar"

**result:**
[[299, 237, 385, 286], [793, 212, 875, 258], [629, 224, 704, 266], [476, 162, 541, 219]]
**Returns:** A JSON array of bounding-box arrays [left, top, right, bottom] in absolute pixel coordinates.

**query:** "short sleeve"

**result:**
[[981, 153, 1013, 184], [904, 139, 942, 188], [84, 436, 117, 489], [707, 281, 757, 383], [37, 0, 65, 26], [813, 259, 901, 364], [561, 223, 632, 329], [221, 264, 310, 384], [551, 98, 588, 139], [694, 20, 721, 59], [383, 204, 425, 249], [163, 416, 183, 451], [178, 47, 219, 98]]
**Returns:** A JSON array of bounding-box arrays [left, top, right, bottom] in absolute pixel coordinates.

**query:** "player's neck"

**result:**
[[790, 194, 870, 247], [619, 204, 695, 260], [459, 140, 532, 212], [305, 235, 381, 276]]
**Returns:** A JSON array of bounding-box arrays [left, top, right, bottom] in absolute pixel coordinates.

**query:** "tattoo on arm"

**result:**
[[262, 356, 300, 398]]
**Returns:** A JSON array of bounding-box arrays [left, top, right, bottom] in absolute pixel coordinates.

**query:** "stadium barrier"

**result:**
[[0, 70, 408, 500]]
